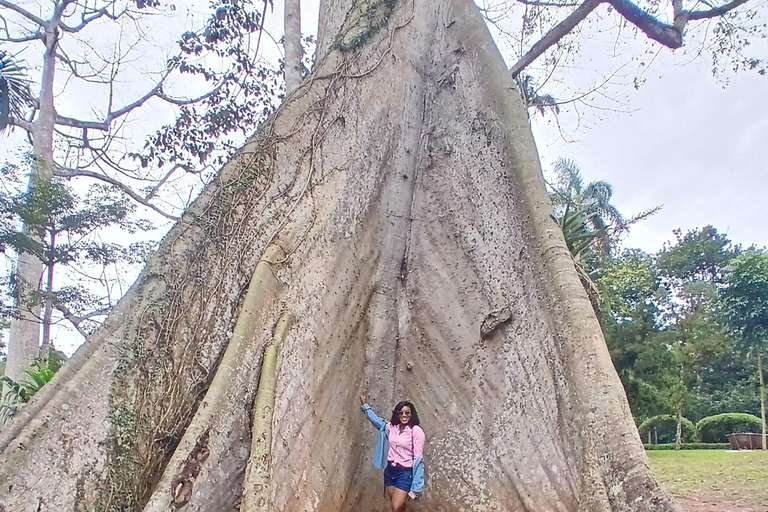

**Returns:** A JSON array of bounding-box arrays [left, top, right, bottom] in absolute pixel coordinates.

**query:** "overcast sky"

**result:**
[[293, 0, 768, 253]]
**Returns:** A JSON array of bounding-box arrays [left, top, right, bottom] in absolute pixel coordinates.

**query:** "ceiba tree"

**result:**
[[0, 0, 681, 510]]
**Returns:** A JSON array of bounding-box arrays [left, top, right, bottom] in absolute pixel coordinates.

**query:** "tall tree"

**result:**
[[284, 0, 303, 94], [548, 158, 659, 259], [0, 0, 280, 382], [721, 251, 768, 450], [0, 0, 691, 510], [654, 225, 740, 446]]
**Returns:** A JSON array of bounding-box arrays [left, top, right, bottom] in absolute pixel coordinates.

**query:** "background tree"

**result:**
[[548, 158, 660, 260], [652, 226, 739, 446], [0, 0, 281, 381], [0, 169, 153, 355], [721, 251, 768, 449]]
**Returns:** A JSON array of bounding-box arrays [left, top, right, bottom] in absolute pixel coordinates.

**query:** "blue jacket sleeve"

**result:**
[[361, 403, 386, 430], [410, 455, 424, 492]]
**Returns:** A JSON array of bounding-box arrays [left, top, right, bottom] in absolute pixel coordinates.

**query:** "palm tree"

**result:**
[[0, 48, 34, 132], [548, 158, 660, 259]]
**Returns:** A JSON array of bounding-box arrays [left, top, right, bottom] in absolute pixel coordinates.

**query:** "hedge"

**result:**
[[638, 414, 697, 444], [644, 443, 730, 450], [696, 413, 764, 443]]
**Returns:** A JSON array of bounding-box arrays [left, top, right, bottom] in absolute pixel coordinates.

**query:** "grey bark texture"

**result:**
[[0, 0, 680, 511], [284, 0, 303, 95], [5, 13, 65, 383]]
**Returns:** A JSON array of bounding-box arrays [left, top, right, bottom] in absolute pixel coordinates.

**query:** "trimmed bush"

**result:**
[[696, 413, 764, 443], [644, 443, 730, 450], [638, 414, 697, 444]]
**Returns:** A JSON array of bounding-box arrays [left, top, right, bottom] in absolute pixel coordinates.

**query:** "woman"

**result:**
[[359, 393, 425, 512]]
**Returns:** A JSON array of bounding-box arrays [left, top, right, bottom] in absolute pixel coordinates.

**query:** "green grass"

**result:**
[[648, 450, 768, 506]]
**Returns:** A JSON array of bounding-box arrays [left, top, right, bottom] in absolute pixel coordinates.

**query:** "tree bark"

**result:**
[[759, 350, 766, 450], [284, 0, 303, 95], [5, 16, 60, 382], [0, 1, 681, 510]]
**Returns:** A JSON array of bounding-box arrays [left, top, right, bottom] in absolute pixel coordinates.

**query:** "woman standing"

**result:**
[[360, 393, 425, 512]]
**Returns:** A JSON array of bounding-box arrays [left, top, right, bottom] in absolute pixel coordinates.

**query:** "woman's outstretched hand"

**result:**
[[359, 392, 367, 405]]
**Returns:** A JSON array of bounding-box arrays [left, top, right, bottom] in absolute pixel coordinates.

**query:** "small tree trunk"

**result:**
[[40, 231, 56, 361], [759, 350, 766, 450], [676, 366, 684, 450], [5, 19, 60, 382], [284, 0, 303, 95]]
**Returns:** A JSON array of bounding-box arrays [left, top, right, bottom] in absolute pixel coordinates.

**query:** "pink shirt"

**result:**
[[386, 424, 425, 468]]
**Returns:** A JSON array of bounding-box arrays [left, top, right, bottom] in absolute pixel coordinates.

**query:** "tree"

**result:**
[[721, 251, 768, 450], [654, 226, 739, 448], [0, 0, 680, 510], [0, 170, 153, 355], [0, 0, 281, 383], [548, 158, 659, 259], [284, 0, 304, 95]]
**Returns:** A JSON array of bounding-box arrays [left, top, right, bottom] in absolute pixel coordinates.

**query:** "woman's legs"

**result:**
[[386, 486, 409, 512]]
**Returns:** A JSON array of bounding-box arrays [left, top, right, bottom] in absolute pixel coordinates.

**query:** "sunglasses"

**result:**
[[398, 410, 412, 416]]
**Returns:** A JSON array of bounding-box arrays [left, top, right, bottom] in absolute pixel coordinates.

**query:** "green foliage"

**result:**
[[638, 414, 697, 444], [548, 158, 660, 260], [657, 226, 740, 284], [140, 0, 282, 173], [0, 352, 66, 422], [0, 49, 35, 132], [643, 443, 730, 450], [0, 170, 156, 333], [515, 73, 559, 117], [685, 358, 762, 422], [596, 250, 658, 320], [696, 413, 765, 443], [721, 251, 768, 349], [338, 0, 399, 51]]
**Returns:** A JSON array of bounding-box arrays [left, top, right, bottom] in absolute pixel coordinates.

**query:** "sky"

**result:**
[[290, 0, 768, 254], [2, 0, 767, 355], [532, 55, 768, 254]]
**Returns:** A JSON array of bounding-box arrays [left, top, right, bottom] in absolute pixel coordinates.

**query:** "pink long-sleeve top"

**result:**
[[386, 423, 425, 468]]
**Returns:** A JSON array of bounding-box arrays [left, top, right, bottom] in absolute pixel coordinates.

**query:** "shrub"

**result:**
[[643, 443, 730, 450], [696, 413, 764, 443], [638, 414, 697, 444]]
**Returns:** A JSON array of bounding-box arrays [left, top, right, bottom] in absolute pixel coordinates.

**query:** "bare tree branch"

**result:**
[[509, 0, 755, 76], [516, 0, 582, 7], [0, 32, 45, 43], [606, 0, 683, 48], [8, 116, 34, 133], [54, 75, 166, 130], [510, 0, 602, 78], [59, 7, 110, 33], [54, 167, 180, 220], [687, 0, 752, 21], [0, 0, 47, 27], [51, 296, 107, 339]]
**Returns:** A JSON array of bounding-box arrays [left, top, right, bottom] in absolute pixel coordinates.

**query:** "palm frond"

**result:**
[[0, 49, 35, 132]]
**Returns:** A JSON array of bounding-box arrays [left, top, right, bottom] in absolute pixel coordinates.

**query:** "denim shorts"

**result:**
[[384, 463, 413, 492]]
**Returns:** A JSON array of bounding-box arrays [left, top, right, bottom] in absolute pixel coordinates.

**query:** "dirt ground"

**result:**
[[677, 494, 768, 512]]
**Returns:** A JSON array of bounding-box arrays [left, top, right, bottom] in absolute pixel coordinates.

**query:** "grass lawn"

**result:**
[[648, 450, 768, 510]]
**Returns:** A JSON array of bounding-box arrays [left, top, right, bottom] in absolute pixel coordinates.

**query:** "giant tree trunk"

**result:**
[[0, 0, 680, 510]]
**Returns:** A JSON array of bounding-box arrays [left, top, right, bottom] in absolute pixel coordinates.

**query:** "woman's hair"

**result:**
[[390, 401, 420, 427]]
